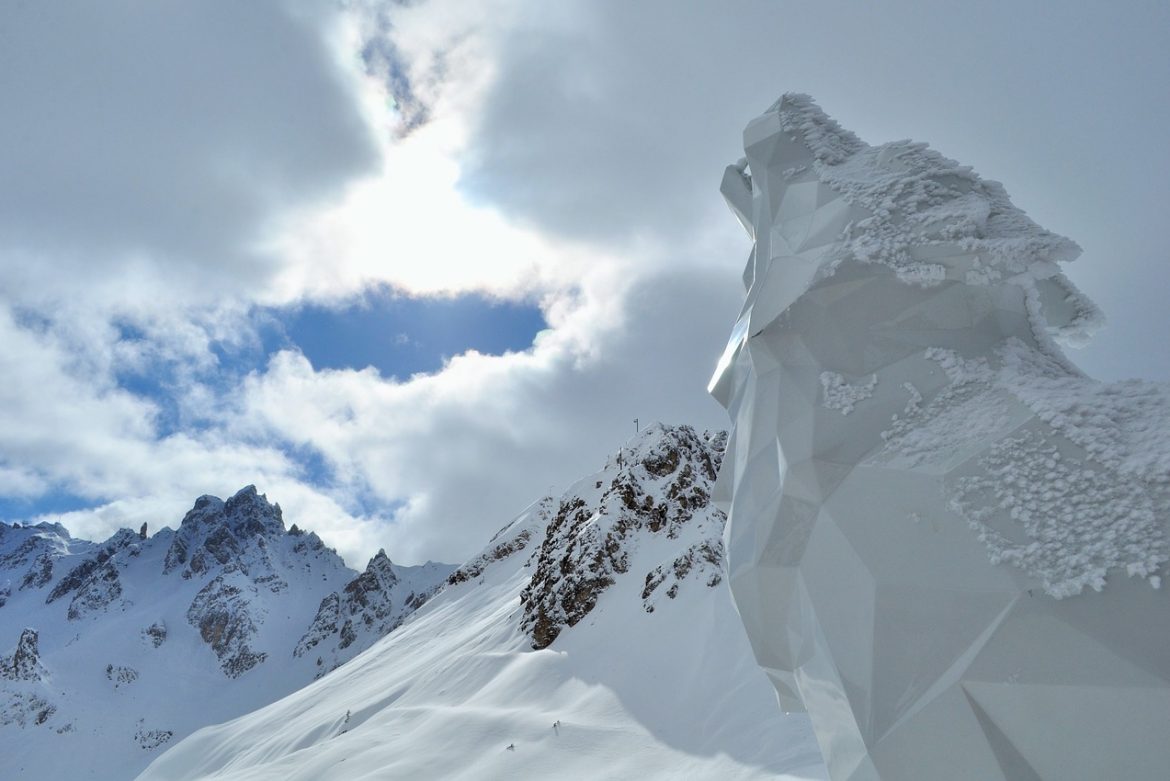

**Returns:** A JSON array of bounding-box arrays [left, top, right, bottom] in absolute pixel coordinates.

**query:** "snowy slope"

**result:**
[[140, 425, 827, 781], [0, 487, 452, 780]]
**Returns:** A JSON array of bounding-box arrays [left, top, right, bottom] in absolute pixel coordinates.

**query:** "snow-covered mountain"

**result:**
[[0, 486, 453, 780], [140, 425, 827, 780]]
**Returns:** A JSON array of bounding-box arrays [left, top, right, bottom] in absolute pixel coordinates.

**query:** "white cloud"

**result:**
[[2, 0, 1168, 570], [0, 0, 377, 317], [226, 264, 741, 562]]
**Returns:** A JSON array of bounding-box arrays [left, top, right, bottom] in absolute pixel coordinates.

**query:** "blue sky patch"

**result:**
[[262, 288, 547, 380], [0, 490, 94, 525], [14, 290, 547, 529]]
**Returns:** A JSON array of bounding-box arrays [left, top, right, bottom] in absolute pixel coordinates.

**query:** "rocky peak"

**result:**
[[0, 523, 72, 579], [223, 486, 284, 537], [163, 486, 286, 577], [294, 550, 453, 674], [339, 552, 396, 618], [176, 486, 282, 536], [520, 423, 728, 649], [357, 550, 397, 588], [603, 424, 724, 537], [26, 522, 72, 541], [0, 521, 70, 542], [3, 628, 46, 682], [609, 423, 722, 480], [45, 528, 141, 620], [184, 495, 226, 525]]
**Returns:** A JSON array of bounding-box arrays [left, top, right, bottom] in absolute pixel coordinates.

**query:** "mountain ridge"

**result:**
[[0, 486, 453, 780], [140, 423, 826, 781]]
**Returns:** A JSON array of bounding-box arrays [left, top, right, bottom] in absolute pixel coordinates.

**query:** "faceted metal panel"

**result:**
[[710, 94, 1170, 779]]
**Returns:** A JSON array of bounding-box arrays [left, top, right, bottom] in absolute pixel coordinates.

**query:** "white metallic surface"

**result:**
[[711, 94, 1170, 780]]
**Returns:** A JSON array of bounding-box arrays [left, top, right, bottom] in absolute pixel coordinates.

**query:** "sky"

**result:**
[[1, 0, 1168, 568]]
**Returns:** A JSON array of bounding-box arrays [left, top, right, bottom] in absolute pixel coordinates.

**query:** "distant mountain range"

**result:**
[[0, 485, 453, 780]]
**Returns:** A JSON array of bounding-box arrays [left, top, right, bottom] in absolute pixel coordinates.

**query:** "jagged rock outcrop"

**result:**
[[337, 551, 400, 639], [187, 574, 267, 678], [106, 664, 139, 688], [295, 551, 454, 673], [2, 538, 44, 583], [640, 539, 723, 612], [164, 486, 287, 581], [296, 592, 342, 658], [45, 529, 139, 620], [520, 424, 727, 649], [142, 621, 167, 648], [2, 629, 46, 682], [19, 554, 53, 591]]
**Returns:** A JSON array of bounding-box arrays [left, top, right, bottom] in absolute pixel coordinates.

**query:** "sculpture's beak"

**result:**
[[721, 161, 754, 240]]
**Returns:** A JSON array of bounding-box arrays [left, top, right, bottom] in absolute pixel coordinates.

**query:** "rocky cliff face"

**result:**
[[296, 550, 455, 675], [187, 572, 269, 678], [519, 424, 727, 649], [0, 524, 70, 597], [45, 528, 140, 621], [164, 487, 300, 675], [2, 629, 45, 682]]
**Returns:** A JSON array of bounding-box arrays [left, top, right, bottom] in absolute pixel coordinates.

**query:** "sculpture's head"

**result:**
[[711, 94, 1098, 404]]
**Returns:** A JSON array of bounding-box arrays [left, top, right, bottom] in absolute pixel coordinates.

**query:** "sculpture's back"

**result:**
[[711, 94, 1170, 780]]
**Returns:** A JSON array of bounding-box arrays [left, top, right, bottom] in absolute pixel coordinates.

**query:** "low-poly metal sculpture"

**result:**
[[710, 94, 1170, 780]]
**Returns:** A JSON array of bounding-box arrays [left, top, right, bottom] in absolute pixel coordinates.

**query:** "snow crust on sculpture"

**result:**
[[710, 94, 1170, 780]]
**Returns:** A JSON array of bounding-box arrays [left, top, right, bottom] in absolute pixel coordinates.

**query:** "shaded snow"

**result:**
[[819, 372, 877, 415], [876, 342, 1169, 597]]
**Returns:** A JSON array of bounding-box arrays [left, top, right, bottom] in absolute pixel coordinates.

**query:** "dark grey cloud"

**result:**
[[457, 3, 760, 244], [0, 0, 379, 292], [361, 30, 432, 137]]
